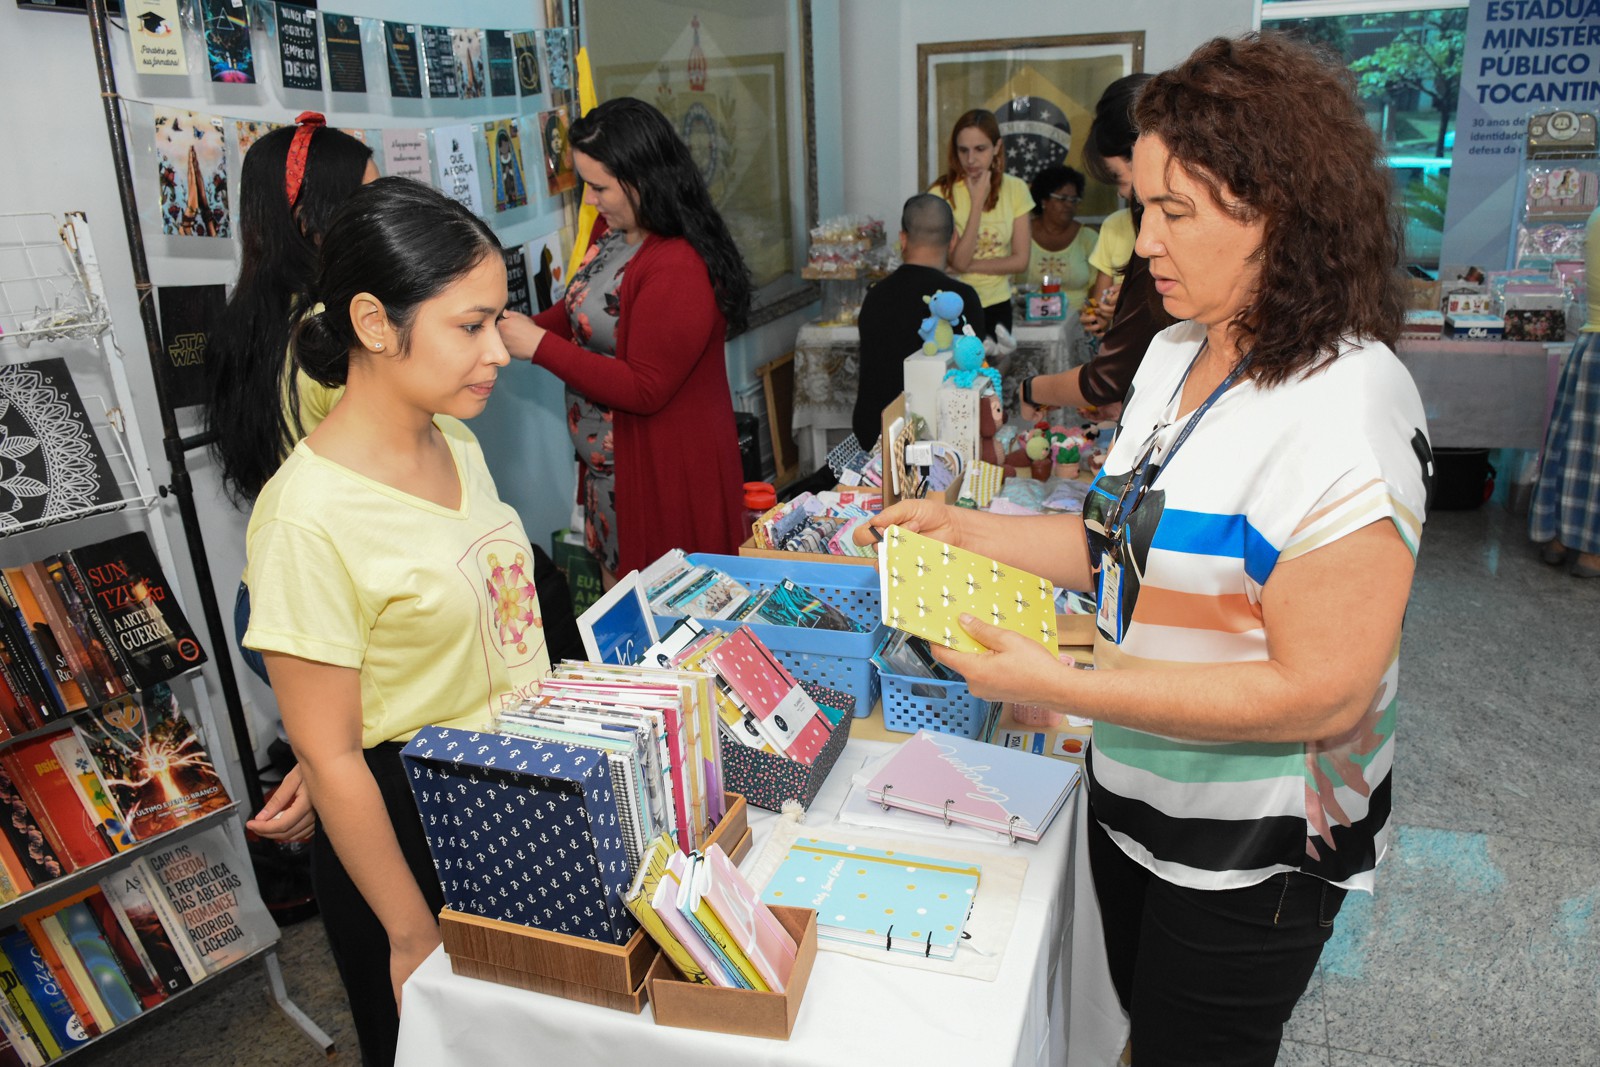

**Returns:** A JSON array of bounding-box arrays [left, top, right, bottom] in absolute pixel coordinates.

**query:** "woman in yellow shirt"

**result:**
[[930, 109, 1034, 336]]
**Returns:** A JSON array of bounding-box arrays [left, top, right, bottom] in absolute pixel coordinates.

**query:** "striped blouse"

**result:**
[[1081, 320, 1429, 893]]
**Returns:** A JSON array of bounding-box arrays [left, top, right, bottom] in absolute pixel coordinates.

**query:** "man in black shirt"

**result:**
[[852, 195, 985, 448]]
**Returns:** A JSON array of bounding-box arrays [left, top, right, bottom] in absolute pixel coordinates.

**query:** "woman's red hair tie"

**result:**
[[284, 111, 326, 208]]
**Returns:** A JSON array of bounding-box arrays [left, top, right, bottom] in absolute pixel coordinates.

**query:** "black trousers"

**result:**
[[1087, 814, 1346, 1066], [311, 743, 445, 1067], [982, 299, 1013, 338]]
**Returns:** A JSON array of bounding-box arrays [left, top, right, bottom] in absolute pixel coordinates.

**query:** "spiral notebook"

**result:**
[[879, 525, 1057, 654], [864, 730, 1079, 843]]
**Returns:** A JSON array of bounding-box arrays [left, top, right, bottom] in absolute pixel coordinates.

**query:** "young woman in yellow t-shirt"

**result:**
[[930, 109, 1035, 336], [244, 178, 549, 1067]]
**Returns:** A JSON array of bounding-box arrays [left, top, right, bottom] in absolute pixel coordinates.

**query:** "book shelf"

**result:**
[[0, 210, 331, 1060]]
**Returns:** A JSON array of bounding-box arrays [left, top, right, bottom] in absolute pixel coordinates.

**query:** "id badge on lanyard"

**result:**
[[1096, 550, 1124, 643]]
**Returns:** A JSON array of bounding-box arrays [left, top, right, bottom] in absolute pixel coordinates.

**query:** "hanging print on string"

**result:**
[[155, 107, 230, 239], [199, 0, 255, 84], [487, 119, 528, 212], [539, 107, 576, 196]]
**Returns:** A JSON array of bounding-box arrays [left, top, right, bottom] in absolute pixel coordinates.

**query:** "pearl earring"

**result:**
[[373, 342, 384, 351]]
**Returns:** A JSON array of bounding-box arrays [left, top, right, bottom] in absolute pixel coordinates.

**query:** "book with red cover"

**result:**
[[65, 534, 207, 690], [84, 890, 164, 1010], [1, 732, 112, 872], [43, 558, 128, 704], [0, 766, 63, 887], [19, 565, 102, 712], [0, 829, 31, 901], [75, 685, 230, 840]]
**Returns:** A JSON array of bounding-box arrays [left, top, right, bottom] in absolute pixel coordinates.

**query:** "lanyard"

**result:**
[[1105, 343, 1250, 546]]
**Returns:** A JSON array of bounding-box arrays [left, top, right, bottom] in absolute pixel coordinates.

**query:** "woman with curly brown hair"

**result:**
[[862, 34, 1432, 1064]]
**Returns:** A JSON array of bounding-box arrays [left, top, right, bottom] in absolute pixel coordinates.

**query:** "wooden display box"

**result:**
[[646, 906, 818, 1040], [738, 535, 877, 567], [438, 793, 750, 1014]]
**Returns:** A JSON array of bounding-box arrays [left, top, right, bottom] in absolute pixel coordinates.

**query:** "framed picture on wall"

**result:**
[[918, 33, 1143, 221]]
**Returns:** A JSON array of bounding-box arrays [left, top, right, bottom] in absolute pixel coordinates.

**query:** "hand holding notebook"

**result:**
[[878, 525, 1057, 655]]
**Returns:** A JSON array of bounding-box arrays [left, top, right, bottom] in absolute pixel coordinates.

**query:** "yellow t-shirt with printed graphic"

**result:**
[[932, 173, 1035, 308], [244, 416, 549, 748]]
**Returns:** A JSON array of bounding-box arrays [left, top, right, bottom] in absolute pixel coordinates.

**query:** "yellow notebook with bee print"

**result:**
[[878, 525, 1057, 654]]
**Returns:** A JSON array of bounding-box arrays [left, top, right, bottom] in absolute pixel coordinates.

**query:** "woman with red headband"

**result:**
[[203, 112, 375, 842]]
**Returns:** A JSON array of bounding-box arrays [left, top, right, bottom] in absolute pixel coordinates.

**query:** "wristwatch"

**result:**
[[1022, 375, 1038, 408]]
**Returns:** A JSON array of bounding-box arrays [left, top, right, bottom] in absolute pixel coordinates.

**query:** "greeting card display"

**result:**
[[130, 0, 188, 75], [419, 25, 458, 98], [543, 27, 573, 91], [450, 29, 486, 99], [384, 21, 423, 99], [199, 0, 254, 83], [514, 31, 544, 96], [540, 108, 576, 196], [433, 124, 484, 216], [275, 3, 321, 91], [381, 128, 429, 183], [486, 119, 528, 212], [322, 13, 367, 93], [154, 108, 229, 239], [486, 30, 517, 97]]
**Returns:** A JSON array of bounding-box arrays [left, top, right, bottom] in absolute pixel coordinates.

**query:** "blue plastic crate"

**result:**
[[654, 553, 884, 717], [879, 669, 1000, 739]]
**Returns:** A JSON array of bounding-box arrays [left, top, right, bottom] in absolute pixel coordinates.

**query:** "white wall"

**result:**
[[837, 0, 1258, 226]]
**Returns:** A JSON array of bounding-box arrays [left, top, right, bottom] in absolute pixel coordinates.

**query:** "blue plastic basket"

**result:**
[[879, 669, 1000, 739], [654, 554, 884, 717]]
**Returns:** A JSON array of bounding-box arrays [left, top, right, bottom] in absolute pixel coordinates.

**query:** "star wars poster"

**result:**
[[199, 0, 255, 84], [486, 118, 528, 212], [155, 107, 230, 239], [130, 1, 188, 75]]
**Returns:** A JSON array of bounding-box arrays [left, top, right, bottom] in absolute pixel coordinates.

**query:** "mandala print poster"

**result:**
[[0, 359, 122, 532], [155, 107, 230, 238]]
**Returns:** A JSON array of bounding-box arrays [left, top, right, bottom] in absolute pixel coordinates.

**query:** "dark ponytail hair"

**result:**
[[568, 97, 752, 334], [203, 123, 371, 502], [294, 177, 502, 387], [1083, 73, 1151, 186]]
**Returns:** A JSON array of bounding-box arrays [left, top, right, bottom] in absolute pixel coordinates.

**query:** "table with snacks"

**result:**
[[395, 726, 1126, 1067], [792, 317, 1085, 471]]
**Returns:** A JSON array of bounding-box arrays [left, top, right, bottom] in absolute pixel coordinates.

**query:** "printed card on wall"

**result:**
[[542, 28, 573, 92], [234, 119, 281, 164], [504, 245, 532, 315], [0, 359, 122, 530], [322, 13, 367, 93], [381, 129, 430, 183], [130, 1, 188, 75], [198, 0, 255, 84], [384, 21, 422, 98], [513, 30, 543, 96], [275, 3, 320, 91], [539, 107, 576, 196], [154, 108, 230, 239], [530, 230, 566, 310], [451, 28, 486, 100], [486, 119, 528, 212], [419, 25, 457, 99], [433, 125, 483, 215], [154, 285, 226, 409], [486, 30, 516, 97]]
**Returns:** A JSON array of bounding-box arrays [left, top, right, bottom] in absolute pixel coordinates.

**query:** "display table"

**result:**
[[1396, 338, 1566, 449], [792, 318, 1085, 470], [395, 735, 1126, 1067]]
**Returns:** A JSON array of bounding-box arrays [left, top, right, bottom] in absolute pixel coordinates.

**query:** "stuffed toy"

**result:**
[[918, 289, 966, 356], [943, 333, 1002, 393]]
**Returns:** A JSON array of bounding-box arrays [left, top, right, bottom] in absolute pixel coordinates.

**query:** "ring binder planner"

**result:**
[[863, 730, 1080, 843]]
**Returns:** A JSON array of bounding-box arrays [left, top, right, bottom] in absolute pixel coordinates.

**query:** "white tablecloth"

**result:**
[[396, 737, 1126, 1067], [1395, 339, 1566, 449]]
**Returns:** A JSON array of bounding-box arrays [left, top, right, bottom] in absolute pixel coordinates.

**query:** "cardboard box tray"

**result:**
[[647, 906, 819, 1040]]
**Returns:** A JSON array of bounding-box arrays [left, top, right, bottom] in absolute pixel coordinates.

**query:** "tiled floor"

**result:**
[[70, 505, 1600, 1066]]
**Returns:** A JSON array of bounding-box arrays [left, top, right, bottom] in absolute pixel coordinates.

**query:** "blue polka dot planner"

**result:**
[[758, 838, 980, 961]]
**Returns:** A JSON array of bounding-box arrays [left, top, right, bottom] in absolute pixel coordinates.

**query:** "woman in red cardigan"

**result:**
[[500, 98, 751, 580]]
